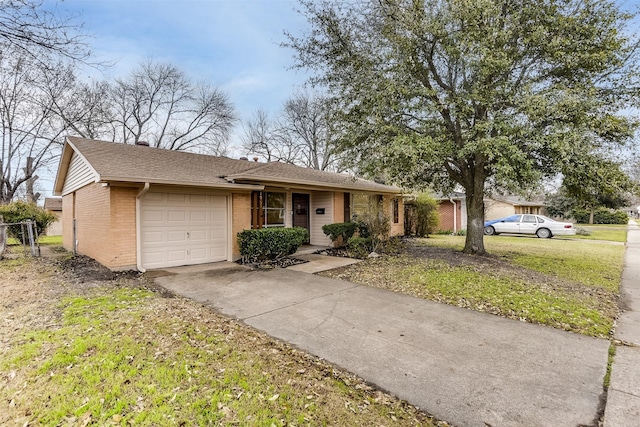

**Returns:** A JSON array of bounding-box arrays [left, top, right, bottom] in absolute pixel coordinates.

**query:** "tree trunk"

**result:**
[[463, 182, 486, 255], [589, 207, 594, 225], [23, 157, 40, 204]]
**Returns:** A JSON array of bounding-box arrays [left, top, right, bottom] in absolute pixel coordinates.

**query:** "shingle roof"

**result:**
[[44, 197, 62, 211], [226, 161, 400, 193], [59, 137, 400, 194], [493, 195, 545, 207]]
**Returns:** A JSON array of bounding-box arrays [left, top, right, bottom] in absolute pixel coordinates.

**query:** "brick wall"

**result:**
[[333, 192, 345, 223], [392, 197, 404, 236], [61, 193, 75, 251], [383, 195, 404, 236], [232, 192, 251, 258], [74, 183, 112, 267], [438, 200, 462, 232], [109, 187, 137, 268]]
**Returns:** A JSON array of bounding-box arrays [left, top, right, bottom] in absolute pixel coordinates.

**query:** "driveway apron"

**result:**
[[156, 266, 609, 427]]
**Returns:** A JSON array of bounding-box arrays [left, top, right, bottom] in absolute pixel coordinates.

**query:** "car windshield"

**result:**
[[502, 215, 520, 222]]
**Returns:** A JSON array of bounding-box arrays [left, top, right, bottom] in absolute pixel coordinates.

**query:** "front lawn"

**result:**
[[572, 224, 628, 243], [0, 256, 435, 426], [321, 235, 625, 338]]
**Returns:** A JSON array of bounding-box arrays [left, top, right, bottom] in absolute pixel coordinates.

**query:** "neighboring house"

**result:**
[[43, 197, 63, 235], [484, 196, 547, 220], [434, 192, 467, 233], [53, 137, 403, 271], [431, 193, 545, 232]]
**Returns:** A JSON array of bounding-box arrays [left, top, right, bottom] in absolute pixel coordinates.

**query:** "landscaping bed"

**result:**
[[0, 252, 439, 426]]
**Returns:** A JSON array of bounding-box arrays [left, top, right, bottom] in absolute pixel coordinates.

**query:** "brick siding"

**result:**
[[232, 192, 251, 258]]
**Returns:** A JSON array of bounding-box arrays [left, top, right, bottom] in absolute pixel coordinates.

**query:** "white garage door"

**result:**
[[141, 192, 228, 269]]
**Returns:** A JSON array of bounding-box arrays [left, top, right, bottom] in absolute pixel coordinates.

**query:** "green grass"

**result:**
[[572, 224, 628, 242], [421, 234, 624, 291], [38, 235, 63, 245], [402, 259, 612, 336], [1, 271, 432, 426], [6, 234, 62, 245], [324, 233, 625, 337]]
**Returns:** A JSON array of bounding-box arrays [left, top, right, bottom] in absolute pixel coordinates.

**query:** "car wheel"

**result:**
[[536, 228, 552, 238], [484, 226, 496, 236]]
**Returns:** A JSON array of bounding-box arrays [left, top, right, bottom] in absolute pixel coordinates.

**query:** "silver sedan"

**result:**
[[483, 214, 576, 238]]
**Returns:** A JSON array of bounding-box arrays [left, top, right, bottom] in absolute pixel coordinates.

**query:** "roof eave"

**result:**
[[229, 176, 401, 194], [99, 176, 264, 191]]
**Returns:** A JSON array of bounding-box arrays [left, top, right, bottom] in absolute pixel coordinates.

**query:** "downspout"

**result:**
[[136, 182, 150, 272], [449, 198, 457, 233]]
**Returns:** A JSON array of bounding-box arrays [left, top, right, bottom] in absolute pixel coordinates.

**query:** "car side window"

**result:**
[[537, 217, 544, 223], [522, 215, 536, 223]]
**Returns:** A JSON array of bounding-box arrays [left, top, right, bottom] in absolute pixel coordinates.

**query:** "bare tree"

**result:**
[[0, 0, 90, 64], [241, 108, 301, 163], [40, 63, 114, 140], [242, 92, 345, 171], [110, 60, 236, 154], [0, 54, 67, 203]]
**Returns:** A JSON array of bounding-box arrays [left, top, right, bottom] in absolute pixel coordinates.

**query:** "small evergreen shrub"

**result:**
[[322, 222, 357, 247], [237, 227, 308, 263], [346, 236, 372, 259], [575, 227, 591, 236], [0, 201, 56, 241]]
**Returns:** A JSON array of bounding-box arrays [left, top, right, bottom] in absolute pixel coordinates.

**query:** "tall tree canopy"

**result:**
[[287, 0, 639, 254]]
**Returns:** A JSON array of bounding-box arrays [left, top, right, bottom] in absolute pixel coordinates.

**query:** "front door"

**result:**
[[292, 193, 310, 243]]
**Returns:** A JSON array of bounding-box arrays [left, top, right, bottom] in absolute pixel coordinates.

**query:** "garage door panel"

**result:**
[[144, 251, 164, 264], [190, 194, 207, 204], [143, 231, 164, 244], [141, 192, 228, 269], [167, 210, 187, 223], [167, 193, 187, 203], [189, 209, 208, 223], [142, 209, 164, 222], [189, 229, 208, 242], [189, 248, 208, 262], [167, 249, 188, 262], [167, 230, 187, 243]]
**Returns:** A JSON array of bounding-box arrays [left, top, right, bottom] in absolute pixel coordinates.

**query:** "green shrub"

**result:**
[[322, 222, 357, 247], [415, 193, 439, 237], [354, 210, 390, 253], [237, 227, 308, 263], [0, 201, 56, 241], [347, 236, 372, 259], [575, 227, 591, 236], [571, 207, 629, 224]]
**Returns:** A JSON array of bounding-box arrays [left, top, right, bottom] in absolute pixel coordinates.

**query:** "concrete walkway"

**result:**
[[155, 259, 610, 427], [604, 220, 640, 426]]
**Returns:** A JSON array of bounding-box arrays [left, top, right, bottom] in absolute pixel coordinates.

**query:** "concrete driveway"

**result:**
[[155, 264, 609, 427]]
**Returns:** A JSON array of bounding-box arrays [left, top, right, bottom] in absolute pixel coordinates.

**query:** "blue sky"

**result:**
[[59, 0, 310, 146], [38, 0, 640, 198]]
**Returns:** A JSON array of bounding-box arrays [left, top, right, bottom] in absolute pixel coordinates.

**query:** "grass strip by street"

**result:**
[[572, 224, 628, 243], [321, 236, 624, 338], [419, 235, 624, 291], [0, 257, 437, 427]]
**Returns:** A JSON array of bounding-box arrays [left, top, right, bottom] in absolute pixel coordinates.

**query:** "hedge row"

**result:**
[[237, 227, 308, 262], [571, 208, 629, 224]]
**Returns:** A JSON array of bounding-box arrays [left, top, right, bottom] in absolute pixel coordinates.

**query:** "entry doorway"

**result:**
[[292, 193, 310, 243]]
